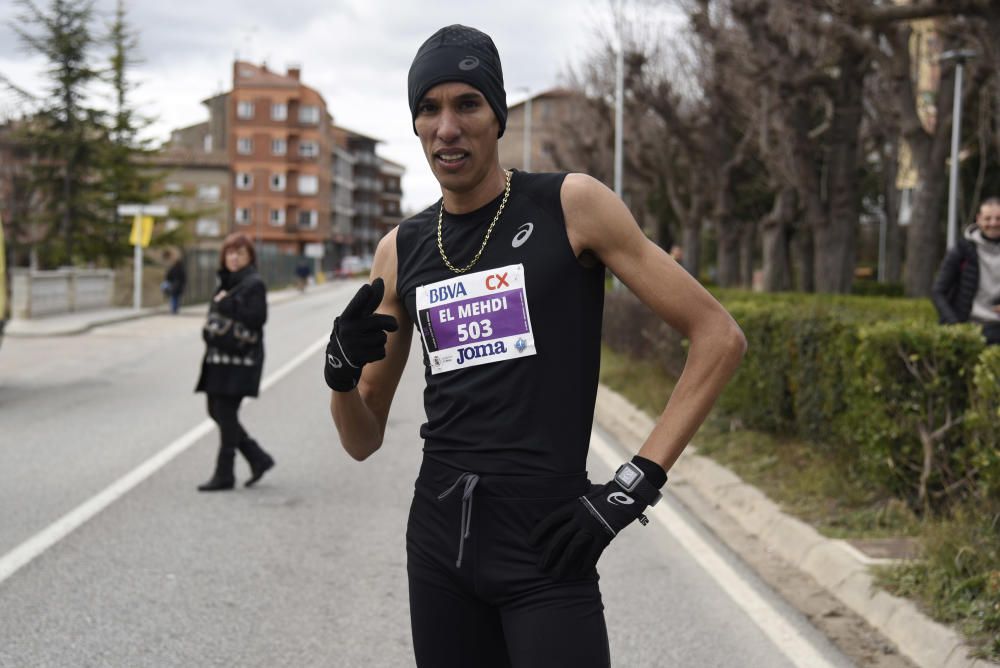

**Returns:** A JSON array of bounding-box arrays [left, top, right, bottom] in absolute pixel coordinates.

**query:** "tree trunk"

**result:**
[[761, 187, 795, 291], [681, 221, 702, 278], [740, 219, 756, 289], [902, 51, 958, 297], [791, 221, 815, 292], [716, 219, 743, 287], [904, 172, 948, 296], [813, 50, 864, 293]]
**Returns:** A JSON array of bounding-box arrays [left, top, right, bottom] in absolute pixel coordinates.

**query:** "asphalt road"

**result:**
[[0, 282, 858, 667]]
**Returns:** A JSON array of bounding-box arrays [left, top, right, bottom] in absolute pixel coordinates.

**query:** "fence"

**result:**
[[11, 268, 115, 318], [183, 248, 314, 305]]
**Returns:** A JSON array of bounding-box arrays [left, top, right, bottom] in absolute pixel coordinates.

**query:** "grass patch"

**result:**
[[876, 505, 1000, 661], [693, 415, 921, 539], [599, 343, 1000, 660], [599, 342, 677, 416]]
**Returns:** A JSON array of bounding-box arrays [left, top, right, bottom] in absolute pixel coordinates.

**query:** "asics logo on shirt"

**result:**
[[607, 492, 634, 506], [458, 56, 480, 71], [512, 222, 534, 248], [327, 353, 342, 369]]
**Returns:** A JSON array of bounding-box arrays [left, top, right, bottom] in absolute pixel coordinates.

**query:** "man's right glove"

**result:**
[[324, 278, 399, 392], [528, 455, 666, 580]]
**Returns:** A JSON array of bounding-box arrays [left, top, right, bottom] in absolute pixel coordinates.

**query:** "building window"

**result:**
[[271, 103, 287, 121], [269, 208, 286, 226], [235, 172, 253, 190], [196, 218, 221, 237], [298, 105, 320, 124], [235, 207, 251, 224], [237, 101, 255, 119], [270, 173, 286, 191], [237, 137, 253, 154], [299, 140, 319, 158], [197, 185, 221, 201], [298, 210, 318, 228], [272, 138, 287, 155], [203, 134, 213, 152], [164, 182, 183, 193], [297, 174, 318, 195]]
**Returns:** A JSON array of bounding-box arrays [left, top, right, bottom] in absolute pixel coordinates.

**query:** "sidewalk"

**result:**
[[594, 385, 1000, 668], [5, 280, 345, 338]]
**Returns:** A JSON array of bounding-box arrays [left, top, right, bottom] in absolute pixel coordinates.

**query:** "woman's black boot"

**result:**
[[198, 445, 236, 492], [240, 438, 274, 487]]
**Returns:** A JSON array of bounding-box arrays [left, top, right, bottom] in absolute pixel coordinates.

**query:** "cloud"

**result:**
[[0, 0, 680, 211]]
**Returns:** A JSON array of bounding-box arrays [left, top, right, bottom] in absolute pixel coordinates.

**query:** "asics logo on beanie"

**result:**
[[408, 24, 507, 137]]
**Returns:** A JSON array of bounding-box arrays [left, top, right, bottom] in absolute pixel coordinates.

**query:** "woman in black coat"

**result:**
[[195, 232, 275, 491]]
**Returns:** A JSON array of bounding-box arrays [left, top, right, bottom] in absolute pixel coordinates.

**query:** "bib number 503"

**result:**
[[457, 319, 493, 342]]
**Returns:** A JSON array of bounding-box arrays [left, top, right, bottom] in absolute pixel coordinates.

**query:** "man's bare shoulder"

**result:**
[[372, 227, 401, 298]]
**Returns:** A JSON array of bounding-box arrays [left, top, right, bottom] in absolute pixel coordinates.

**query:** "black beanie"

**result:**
[[408, 25, 507, 138]]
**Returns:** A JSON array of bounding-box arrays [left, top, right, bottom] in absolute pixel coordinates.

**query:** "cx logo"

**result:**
[[485, 272, 509, 291]]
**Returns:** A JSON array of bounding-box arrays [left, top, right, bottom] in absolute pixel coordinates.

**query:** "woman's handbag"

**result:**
[[202, 311, 259, 353], [202, 279, 260, 353]]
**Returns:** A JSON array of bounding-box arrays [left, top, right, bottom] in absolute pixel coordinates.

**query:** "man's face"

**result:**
[[414, 81, 500, 194], [977, 203, 1000, 239]]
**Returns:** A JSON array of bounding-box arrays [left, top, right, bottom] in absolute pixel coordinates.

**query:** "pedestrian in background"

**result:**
[[932, 196, 1000, 345], [163, 250, 187, 315], [295, 257, 312, 293], [195, 232, 275, 491]]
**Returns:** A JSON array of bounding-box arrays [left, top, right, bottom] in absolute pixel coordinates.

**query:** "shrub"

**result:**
[[841, 321, 985, 512], [962, 346, 1000, 502]]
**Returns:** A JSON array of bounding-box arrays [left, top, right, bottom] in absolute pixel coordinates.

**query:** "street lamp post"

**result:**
[[940, 49, 976, 250]]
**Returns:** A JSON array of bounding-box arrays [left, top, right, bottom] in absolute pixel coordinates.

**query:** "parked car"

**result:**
[[335, 255, 369, 278]]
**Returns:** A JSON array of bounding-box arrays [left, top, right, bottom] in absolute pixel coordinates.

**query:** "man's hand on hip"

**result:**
[[528, 455, 666, 580]]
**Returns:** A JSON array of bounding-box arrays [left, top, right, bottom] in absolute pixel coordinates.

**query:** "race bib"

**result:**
[[415, 263, 536, 374]]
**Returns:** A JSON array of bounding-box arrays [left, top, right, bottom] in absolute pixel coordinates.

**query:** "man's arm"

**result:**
[[330, 228, 413, 461], [562, 173, 747, 474], [930, 247, 963, 324]]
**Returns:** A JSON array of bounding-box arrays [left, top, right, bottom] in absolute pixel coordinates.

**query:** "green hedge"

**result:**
[[963, 346, 1000, 502], [603, 288, 999, 513], [840, 321, 984, 510]]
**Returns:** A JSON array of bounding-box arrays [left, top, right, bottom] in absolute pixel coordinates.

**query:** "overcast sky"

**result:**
[[0, 0, 681, 212]]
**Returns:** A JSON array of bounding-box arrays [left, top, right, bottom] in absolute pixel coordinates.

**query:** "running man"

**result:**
[[325, 24, 746, 667]]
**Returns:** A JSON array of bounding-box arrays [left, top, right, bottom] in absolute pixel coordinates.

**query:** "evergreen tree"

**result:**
[[11, 0, 105, 267], [97, 0, 159, 267]]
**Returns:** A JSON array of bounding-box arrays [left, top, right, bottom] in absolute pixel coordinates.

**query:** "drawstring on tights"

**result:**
[[437, 472, 480, 568]]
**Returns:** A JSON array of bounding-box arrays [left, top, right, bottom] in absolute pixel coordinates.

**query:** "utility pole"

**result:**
[[940, 49, 976, 250]]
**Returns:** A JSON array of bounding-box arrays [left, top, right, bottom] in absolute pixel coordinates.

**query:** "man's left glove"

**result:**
[[528, 455, 667, 580], [325, 278, 399, 392]]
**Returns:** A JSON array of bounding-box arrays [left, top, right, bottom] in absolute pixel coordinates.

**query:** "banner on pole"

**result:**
[[129, 215, 154, 247]]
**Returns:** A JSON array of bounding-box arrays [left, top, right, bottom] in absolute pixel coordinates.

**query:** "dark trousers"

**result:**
[[205, 394, 269, 481], [406, 457, 611, 668]]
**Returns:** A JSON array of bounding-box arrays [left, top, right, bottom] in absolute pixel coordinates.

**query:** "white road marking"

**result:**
[[589, 430, 842, 668], [0, 333, 331, 586]]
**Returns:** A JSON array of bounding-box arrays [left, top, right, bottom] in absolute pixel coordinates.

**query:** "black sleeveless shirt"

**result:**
[[395, 171, 604, 476]]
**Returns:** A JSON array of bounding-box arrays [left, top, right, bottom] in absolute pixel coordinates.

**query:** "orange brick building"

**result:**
[[227, 61, 331, 254]]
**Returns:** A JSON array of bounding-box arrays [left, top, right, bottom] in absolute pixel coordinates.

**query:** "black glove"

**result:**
[[325, 278, 399, 392], [528, 455, 666, 580]]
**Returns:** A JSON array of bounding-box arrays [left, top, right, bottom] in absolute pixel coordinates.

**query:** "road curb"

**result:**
[[593, 384, 999, 668]]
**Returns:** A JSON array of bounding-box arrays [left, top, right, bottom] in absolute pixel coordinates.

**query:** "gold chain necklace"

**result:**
[[436, 169, 512, 274]]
